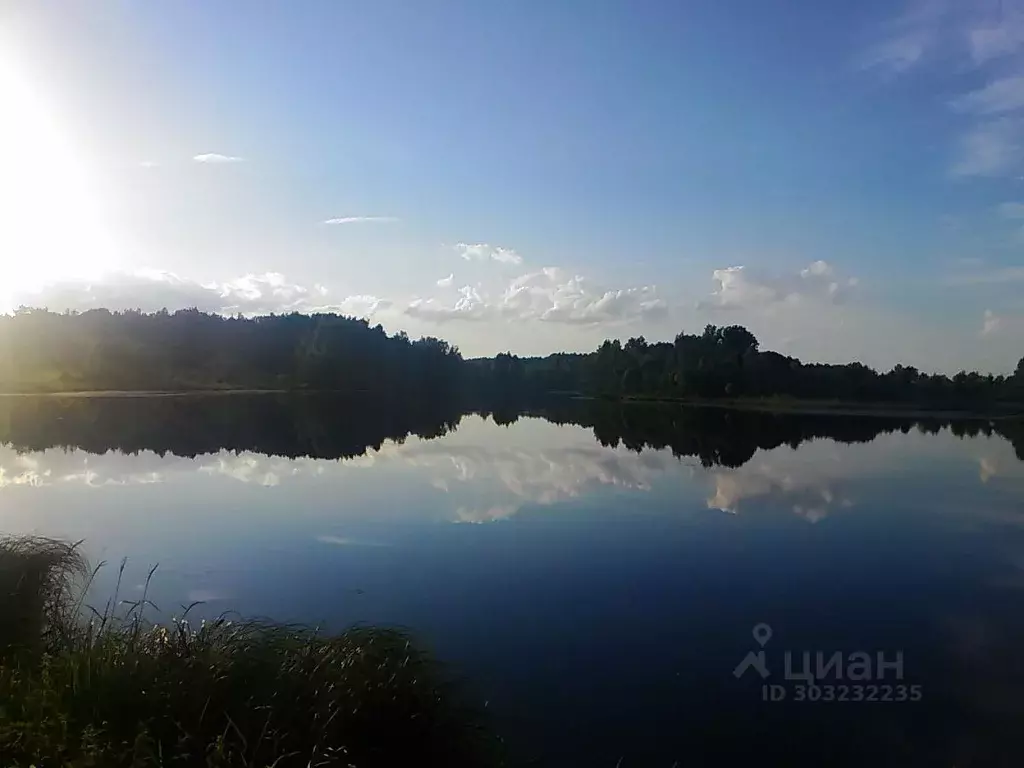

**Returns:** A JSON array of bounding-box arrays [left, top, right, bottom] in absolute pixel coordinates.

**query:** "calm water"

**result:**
[[2, 395, 1024, 766]]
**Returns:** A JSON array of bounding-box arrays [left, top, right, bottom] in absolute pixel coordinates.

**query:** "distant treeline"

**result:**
[[0, 308, 461, 395], [469, 325, 1024, 407], [0, 394, 1020, 468], [1, 309, 1022, 408]]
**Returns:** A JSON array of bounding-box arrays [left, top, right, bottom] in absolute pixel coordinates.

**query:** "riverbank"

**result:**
[[1, 388, 1022, 420], [0, 537, 499, 767], [0, 389, 291, 397], [594, 394, 1024, 420]]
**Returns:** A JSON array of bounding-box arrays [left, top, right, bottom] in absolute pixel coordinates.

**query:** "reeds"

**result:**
[[0, 538, 499, 767]]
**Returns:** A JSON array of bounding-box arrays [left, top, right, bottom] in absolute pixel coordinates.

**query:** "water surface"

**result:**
[[2, 395, 1023, 766]]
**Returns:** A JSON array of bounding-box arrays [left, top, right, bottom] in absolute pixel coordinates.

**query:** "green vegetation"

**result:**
[[471, 325, 1024, 409], [0, 308, 462, 394], [1, 308, 1021, 409], [0, 537, 498, 767]]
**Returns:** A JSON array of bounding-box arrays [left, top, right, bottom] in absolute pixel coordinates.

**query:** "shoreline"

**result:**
[[0, 389, 293, 398], [581, 395, 1024, 420], [0, 389, 1020, 420]]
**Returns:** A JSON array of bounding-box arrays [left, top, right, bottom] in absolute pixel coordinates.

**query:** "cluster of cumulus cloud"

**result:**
[[9, 241, 860, 333]]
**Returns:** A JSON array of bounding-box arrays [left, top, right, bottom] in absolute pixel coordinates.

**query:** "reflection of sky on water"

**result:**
[[2, 414, 1024, 765], [3, 415, 1020, 528], [1, 416, 1022, 606]]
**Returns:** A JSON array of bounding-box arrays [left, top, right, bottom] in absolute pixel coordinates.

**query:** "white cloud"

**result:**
[[405, 285, 488, 323], [969, 5, 1024, 63], [436, 273, 454, 288], [0, 448, 194, 489], [329, 294, 392, 317], [982, 309, 1002, 336], [372, 423, 682, 523], [952, 119, 1024, 177], [856, 1, 1024, 73], [499, 268, 667, 325], [698, 261, 858, 311], [404, 268, 667, 326], [455, 243, 523, 265], [979, 308, 1024, 337], [707, 465, 849, 522], [200, 455, 281, 486], [853, 0, 954, 73], [858, 2, 1024, 177], [857, 33, 930, 72], [10, 270, 389, 319], [139, 160, 159, 168], [315, 535, 390, 547], [193, 153, 245, 163], [979, 456, 999, 483], [323, 216, 399, 225], [953, 75, 1024, 114]]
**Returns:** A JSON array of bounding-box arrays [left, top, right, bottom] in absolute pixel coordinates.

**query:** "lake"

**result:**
[[2, 394, 1024, 766]]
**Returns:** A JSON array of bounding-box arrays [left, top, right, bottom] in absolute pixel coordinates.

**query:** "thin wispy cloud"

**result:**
[[316, 535, 391, 547], [193, 153, 245, 163], [856, 32, 929, 73], [323, 216, 399, 225], [969, 5, 1024, 64], [436, 273, 454, 288], [946, 265, 1024, 285], [952, 75, 1024, 115], [853, 0, 951, 74], [858, 1, 1024, 177], [951, 119, 1024, 177]]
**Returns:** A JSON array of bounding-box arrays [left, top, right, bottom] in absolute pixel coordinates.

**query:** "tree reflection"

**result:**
[[0, 394, 464, 460], [0, 395, 1020, 468], [483, 400, 1024, 469]]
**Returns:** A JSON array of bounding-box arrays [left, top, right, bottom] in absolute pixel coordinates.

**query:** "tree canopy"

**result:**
[[0, 310, 1021, 409], [469, 324, 1023, 408], [0, 308, 462, 396]]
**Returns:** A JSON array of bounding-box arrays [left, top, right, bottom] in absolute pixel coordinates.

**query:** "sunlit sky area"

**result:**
[[2, 1, 1024, 372]]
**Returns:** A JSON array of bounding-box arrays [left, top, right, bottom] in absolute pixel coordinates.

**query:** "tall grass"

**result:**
[[0, 538, 501, 767], [0, 536, 85, 656]]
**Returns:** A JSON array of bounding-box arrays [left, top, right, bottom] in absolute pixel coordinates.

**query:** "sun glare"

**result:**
[[0, 43, 117, 312]]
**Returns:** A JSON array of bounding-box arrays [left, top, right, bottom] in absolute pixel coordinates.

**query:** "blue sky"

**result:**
[[2, 0, 1023, 372]]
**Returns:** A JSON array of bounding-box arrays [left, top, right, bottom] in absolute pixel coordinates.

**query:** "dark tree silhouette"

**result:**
[[3, 394, 1020, 470], [1, 310, 1020, 410], [468, 325, 1021, 409], [0, 394, 463, 461], [0, 308, 463, 396]]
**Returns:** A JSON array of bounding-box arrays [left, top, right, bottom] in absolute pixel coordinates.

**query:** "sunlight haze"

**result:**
[[3, 0, 1023, 372], [0, 36, 118, 309]]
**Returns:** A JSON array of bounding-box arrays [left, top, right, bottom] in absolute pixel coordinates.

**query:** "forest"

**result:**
[[0, 308, 1022, 408], [0, 308, 462, 396], [469, 324, 1024, 407]]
